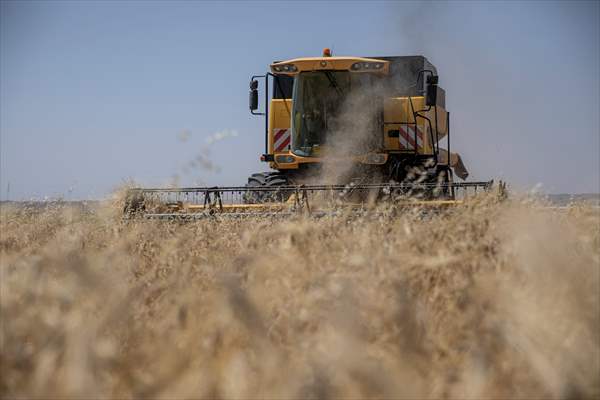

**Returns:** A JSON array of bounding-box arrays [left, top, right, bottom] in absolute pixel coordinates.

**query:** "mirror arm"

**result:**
[[249, 74, 272, 156]]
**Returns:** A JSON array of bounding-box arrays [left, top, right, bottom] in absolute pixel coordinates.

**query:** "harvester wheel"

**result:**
[[243, 172, 291, 204]]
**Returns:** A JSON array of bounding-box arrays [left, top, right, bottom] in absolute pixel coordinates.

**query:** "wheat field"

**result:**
[[1, 195, 599, 399]]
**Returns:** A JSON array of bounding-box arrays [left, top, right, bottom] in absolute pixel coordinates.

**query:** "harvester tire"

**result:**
[[243, 172, 291, 204]]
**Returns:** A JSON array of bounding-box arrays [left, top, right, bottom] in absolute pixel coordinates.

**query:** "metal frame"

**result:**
[[129, 181, 492, 195], [251, 73, 280, 158]]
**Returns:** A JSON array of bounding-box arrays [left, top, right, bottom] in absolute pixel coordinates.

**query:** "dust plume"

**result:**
[[318, 79, 387, 184], [386, 1, 600, 193]]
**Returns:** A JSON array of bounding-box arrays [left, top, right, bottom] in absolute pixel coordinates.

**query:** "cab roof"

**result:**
[[270, 56, 389, 75]]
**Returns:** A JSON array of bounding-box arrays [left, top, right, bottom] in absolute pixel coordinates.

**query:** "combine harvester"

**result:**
[[125, 49, 498, 219]]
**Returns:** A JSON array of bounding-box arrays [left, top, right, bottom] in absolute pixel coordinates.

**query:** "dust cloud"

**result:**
[[386, 1, 600, 193], [318, 80, 387, 184]]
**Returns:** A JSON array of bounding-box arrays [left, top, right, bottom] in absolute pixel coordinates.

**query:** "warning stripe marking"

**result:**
[[398, 125, 424, 150], [409, 126, 424, 147], [274, 129, 286, 143], [277, 136, 290, 151], [400, 126, 417, 149], [273, 128, 291, 152]]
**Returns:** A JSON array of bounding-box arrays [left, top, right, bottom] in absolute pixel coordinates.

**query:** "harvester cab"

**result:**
[[248, 50, 469, 184], [124, 49, 494, 219]]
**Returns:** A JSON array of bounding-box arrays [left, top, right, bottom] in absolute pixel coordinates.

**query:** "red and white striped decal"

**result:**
[[398, 125, 424, 151], [273, 128, 291, 152]]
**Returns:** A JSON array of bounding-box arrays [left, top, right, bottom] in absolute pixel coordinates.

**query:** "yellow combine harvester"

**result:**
[[125, 49, 495, 219]]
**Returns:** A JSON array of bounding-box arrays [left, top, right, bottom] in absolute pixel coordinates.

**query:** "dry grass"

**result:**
[[1, 196, 599, 399]]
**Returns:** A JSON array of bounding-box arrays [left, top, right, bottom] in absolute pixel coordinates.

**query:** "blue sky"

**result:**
[[1, 0, 598, 199]]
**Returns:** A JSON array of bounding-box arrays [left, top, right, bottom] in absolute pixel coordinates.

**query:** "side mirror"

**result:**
[[249, 80, 259, 111], [425, 75, 438, 106]]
